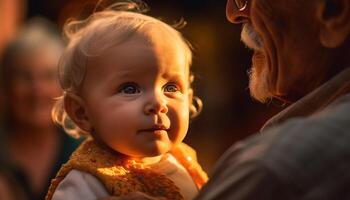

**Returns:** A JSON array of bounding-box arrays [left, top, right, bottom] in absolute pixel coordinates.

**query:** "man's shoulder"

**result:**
[[233, 93, 350, 194], [257, 92, 350, 162], [256, 92, 350, 151], [317, 92, 350, 122], [198, 94, 350, 200]]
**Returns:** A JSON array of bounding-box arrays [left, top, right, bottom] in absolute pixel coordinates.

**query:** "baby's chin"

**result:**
[[121, 140, 173, 158], [142, 140, 172, 157]]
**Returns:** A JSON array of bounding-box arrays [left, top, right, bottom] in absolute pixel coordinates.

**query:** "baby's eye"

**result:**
[[164, 84, 180, 93], [118, 84, 140, 94]]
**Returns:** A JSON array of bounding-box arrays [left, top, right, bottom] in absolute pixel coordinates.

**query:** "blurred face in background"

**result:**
[[7, 49, 61, 130]]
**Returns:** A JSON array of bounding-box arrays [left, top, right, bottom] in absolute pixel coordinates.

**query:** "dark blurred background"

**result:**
[[1, 0, 283, 174]]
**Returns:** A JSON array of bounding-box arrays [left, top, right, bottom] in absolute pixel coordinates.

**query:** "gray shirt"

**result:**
[[196, 93, 350, 200]]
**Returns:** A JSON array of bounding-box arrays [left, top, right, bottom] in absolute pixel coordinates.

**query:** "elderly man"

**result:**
[[195, 0, 350, 199]]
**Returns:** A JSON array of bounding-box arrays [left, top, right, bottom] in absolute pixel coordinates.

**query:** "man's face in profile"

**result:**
[[227, 0, 331, 102]]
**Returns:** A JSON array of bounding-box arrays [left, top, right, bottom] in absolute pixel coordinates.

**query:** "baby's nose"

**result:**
[[144, 95, 168, 115]]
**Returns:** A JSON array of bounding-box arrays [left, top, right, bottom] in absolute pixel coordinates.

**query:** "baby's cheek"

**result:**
[[170, 116, 189, 144]]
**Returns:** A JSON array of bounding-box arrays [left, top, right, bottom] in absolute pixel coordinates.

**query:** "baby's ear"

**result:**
[[188, 88, 195, 117], [188, 88, 193, 106], [64, 93, 93, 133], [188, 88, 203, 119]]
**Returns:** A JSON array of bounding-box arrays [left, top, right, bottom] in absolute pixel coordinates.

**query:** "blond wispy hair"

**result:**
[[52, 1, 202, 138]]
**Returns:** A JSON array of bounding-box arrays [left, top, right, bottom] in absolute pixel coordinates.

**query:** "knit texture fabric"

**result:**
[[46, 138, 208, 200]]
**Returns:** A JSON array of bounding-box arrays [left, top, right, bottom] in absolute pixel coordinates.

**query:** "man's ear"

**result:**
[[64, 93, 93, 132], [317, 0, 350, 48]]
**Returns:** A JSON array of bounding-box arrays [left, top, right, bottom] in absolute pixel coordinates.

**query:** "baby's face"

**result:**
[[80, 33, 191, 158]]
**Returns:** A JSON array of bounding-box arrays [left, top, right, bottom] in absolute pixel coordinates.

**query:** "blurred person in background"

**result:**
[[0, 18, 81, 200]]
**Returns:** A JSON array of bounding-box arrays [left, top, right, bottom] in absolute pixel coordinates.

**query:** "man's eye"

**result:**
[[119, 84, 140, 94], [164, 84, 180, 93]]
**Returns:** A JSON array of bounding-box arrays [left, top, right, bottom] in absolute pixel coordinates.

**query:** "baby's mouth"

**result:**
[[138, 124, 169, 133]]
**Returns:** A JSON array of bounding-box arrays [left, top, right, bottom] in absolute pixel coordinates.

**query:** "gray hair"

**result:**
[[1, 17, 64, 88]]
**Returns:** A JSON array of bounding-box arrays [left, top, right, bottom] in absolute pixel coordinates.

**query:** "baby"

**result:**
[[46, 2, 207, 200]]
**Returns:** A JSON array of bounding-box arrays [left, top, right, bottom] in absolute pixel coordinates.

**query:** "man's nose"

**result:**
[[144, 93, 168, 115], [226, 0, 250, 24]]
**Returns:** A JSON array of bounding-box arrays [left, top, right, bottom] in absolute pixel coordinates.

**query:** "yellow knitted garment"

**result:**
[[46, 138, 208, 200]]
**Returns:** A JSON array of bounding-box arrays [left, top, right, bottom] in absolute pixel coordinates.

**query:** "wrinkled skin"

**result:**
[[227, 0, 349, 102]]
